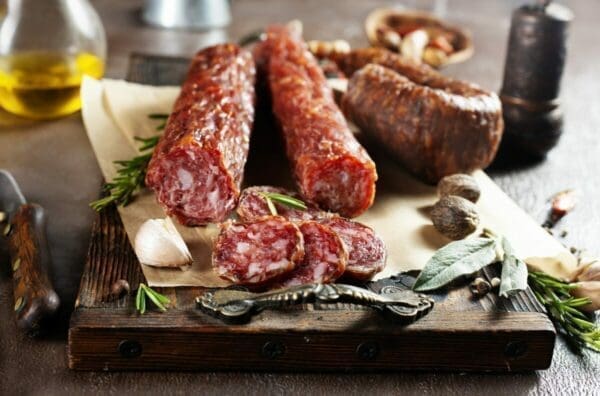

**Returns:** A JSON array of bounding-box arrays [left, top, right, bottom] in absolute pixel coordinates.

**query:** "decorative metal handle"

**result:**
[[196, 283, 434, 325]]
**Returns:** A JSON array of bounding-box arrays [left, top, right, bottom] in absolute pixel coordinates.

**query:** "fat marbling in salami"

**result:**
[[276, 220, 347, 287], [212, 216, 304, 287]]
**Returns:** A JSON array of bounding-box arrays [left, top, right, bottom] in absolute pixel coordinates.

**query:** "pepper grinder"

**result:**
[[499, 1, 573, 158]]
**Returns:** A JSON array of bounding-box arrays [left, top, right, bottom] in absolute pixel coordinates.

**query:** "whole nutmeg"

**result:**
[[437, 174, 481, 203], [431, 195, 480, 240]]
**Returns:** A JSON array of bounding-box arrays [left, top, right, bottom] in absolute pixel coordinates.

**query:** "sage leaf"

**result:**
[[413, 238, 499, 292], [499, 237, 528, 298]]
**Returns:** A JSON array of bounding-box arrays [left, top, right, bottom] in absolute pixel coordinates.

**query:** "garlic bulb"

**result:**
[[134, 218, 192, 269]]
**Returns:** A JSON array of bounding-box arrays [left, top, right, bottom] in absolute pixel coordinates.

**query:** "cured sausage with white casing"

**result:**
[[145, 44, 256, 226]]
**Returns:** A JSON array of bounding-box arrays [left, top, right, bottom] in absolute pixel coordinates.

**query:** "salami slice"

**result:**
[[236, 186, 322, 222], [212, 216, 304, 287], [277, 221, 347, 287], [145, 44, 256, 226], [320, 216, 386, 281], [255, 25, 378, 218]]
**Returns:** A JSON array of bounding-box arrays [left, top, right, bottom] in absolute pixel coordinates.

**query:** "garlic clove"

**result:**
[[134, 218, 193, 270], [567, 259, 600, 283]]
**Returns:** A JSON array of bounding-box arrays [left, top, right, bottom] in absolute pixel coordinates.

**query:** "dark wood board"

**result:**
[[67, 54, 556, 372]]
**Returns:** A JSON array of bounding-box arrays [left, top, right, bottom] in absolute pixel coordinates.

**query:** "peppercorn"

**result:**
[[437, 174, 481, 203], [430, 195, 480, 240], [470, 277, 492, 296]]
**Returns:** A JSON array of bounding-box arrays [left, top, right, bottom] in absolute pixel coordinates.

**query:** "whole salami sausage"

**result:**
[[146, 44, 256, 225], [276, 220, 347, 287], [323, 48, 503, 183], [320, 216, 386, 281], [213, 216, 304, 287], [256, 26, 378, 218]]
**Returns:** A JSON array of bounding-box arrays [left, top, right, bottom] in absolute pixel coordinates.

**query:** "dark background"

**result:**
[[0, 0, 598, 394]]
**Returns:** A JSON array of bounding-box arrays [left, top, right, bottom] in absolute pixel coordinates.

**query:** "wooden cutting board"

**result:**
[[67, 54, 556, 372]]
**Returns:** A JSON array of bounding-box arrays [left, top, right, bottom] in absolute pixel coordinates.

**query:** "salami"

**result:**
[[256, 25, 378, 218], [145, 44, 256, 225], [322, 47, 503, 183], [236, 186, 322, 222], [212, 216, 304, 287], [277, 221, 347, 287], [321, 216, 386, 281]]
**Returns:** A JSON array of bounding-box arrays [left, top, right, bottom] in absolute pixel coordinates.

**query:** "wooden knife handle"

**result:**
[[7, 203, 60, 336]]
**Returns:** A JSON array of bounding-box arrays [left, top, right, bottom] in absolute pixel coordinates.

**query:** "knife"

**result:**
[[0, 170, 60, 336]]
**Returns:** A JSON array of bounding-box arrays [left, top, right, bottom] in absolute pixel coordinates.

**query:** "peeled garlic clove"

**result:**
[[401, 29, 429, 64], [570, 281, 600, 313], [134, 218, 192, 269]]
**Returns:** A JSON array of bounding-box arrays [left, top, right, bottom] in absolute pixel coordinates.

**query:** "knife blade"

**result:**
[[0, 170, 60, 336]]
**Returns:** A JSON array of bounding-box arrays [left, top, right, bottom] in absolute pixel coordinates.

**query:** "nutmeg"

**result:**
[[431, 195, 480, 240], [437, 174, 481, 203]]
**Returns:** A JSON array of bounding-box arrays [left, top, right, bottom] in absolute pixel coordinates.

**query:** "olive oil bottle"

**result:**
[[0, 51, 104, 119], [0, 0, 106, 120]]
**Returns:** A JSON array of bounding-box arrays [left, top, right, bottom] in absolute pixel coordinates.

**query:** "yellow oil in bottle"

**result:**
[[0, 51, 104, 119]]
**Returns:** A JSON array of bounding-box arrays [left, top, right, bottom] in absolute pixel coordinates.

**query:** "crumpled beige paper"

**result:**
[[81, 76, 577, 287]]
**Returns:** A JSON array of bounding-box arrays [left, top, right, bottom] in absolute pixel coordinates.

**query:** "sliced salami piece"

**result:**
[[277, 221, 347, 287], [212, 216, 304, 286], [145, 44, 256, 226], [321, 216, 386, 281], [236, 185, 322, 222], [255, 25, 378, 218]]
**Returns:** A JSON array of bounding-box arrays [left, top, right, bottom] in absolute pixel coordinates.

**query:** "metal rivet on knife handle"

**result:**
[[12, 258, 21, 272], [356, 341, 379, 361]]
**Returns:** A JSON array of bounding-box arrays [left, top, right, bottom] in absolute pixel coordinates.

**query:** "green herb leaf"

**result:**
[[238, 29, 264, 47], [260, 193, 278, 216], [135, 285, 143, 311], [413, 237, 499, 292], [144, 285, 171, 305], [90, 134, 160, 211], [529, 271, 600, 353], [141, 285, 167, 312], [499, 237, 528, 298], [263, 192, 307, 211], [140, 289, 146, 314]]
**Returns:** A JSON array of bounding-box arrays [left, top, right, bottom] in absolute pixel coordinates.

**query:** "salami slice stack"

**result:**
[[255, 25, 378, 218], [146, 44, 256, 226]]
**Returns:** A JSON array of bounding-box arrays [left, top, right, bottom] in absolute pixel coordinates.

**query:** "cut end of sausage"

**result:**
[[304, 156, 377, 218], [212, 216, 304, 286], [321, 216, 386, 281], [276, 220, 347, 287], [146, 145, 238, 226]]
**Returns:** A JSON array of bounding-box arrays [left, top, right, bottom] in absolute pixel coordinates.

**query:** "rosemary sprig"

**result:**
[[90, 114, 166, 211], [528, 271, 600, 353], [259, 192, 307, 215], [135, 283, 171, 314]]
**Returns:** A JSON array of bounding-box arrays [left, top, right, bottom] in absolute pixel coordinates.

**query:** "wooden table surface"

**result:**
[[0, 0, 598, 394]]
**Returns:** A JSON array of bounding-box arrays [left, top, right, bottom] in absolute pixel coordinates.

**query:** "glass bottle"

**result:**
[[0, 0, 106, 119]]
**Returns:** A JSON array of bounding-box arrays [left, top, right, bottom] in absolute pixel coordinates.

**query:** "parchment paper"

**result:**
[[81, 76, 578, 287]]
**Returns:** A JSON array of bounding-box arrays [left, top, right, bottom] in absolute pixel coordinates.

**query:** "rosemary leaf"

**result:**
[[262, 192, 307, 211], [528, 271, 600, 353], [90, 135, 160, 211], [144, 285, 171, 305], [259, 193, 278, 216], [141, 285, 167, 312], [140, 290, 146, 314], [238, 29, 264, 47], [135, 285, 143, 311]]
